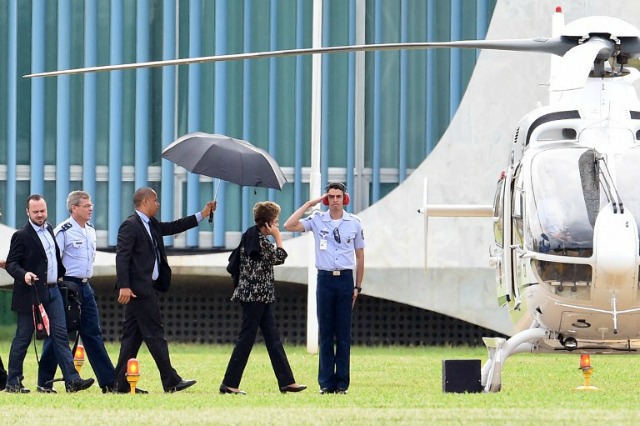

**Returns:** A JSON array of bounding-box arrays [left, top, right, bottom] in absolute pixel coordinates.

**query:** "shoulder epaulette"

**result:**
[[87, 221, 94, 228], [54, 221, 72, 236], [349, 213, 363, 223]]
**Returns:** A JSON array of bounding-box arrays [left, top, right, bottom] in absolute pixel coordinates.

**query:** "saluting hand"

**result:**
[[309, 194, 327, 207]]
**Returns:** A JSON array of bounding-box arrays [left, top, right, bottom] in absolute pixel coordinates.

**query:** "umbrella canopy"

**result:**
[[161, 132, 287, 190]]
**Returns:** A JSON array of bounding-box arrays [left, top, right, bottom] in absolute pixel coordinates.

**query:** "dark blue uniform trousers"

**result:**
[[316, 271, 353, 391]]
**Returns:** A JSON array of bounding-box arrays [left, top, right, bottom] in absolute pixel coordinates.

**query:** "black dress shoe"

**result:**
[[102, 384, 149, 394], [280, 384, 307, 393], [165, 379, 196, 393], [66, 378, 95, 393], [336, 388, 349, 394], [5, 383, 30, 393], [101, 383, 115, 393], [0, 369, 7, 390], [319, 388, 335, 395], [219, 383, 246, 395], [37, 385, 58, 394]]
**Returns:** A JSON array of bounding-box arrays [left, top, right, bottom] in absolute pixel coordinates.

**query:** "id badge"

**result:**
[[319, 239, 328, 251]]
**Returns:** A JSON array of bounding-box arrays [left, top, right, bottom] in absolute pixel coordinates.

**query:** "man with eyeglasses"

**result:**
[[4, 194, 95, 393], [284, 182, 365, 395], [36, 191, 138, 393]]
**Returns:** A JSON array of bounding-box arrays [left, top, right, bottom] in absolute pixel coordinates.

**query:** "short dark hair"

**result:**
[[133, 187, 155, 208], [26, 194, 45, 209], [325, 182, 347, 193]]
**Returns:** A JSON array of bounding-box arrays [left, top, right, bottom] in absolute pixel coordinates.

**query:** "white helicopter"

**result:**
[[421, 8, 640, 392], [27, 6, 640, 393]]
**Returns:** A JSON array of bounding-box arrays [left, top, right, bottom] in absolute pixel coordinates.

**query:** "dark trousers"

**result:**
[[7, 286, 81, 387], [113, 293, 180, 392], [316, 272, 353, 391], [0, 355, 7, 389], [38, 282, 115, 388], [222, 301, 295, 388]]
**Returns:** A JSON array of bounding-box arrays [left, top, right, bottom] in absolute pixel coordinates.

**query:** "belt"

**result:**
[[64, 276, 89, 284], [318, 269, 352, 277]]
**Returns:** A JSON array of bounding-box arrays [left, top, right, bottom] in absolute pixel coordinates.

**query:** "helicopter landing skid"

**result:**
[[481, 328, 551, 392]]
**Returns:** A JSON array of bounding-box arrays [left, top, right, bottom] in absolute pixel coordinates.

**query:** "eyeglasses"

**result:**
[[333, 228, 341, 243]]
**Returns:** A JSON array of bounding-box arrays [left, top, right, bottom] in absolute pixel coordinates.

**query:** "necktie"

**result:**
[[151, 230, 161, 281]]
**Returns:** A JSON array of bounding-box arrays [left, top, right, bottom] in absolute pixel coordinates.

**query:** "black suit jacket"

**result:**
[[6, 222, 66, 312], [115, 212, 198, 296]]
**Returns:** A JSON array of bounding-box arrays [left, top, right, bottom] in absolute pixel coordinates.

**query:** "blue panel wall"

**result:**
[[0, 0, 496, 247]]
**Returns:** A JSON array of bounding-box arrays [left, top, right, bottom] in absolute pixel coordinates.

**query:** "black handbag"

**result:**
[[58, 280, 82, 332]]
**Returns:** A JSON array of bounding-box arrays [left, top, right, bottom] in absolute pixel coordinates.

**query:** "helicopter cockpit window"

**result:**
[[537, 127, 577, 141], [492, 175, 505, 247], [527, 148, 597, 257]]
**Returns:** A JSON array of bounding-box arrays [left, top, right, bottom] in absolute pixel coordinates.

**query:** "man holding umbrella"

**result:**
[[113, 187, 216, 393]]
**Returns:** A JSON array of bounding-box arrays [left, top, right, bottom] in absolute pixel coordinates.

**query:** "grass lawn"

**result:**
[[1, 339, 640, 425]]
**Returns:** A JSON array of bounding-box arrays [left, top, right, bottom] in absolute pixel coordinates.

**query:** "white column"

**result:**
[[307, 0, 324, 354]]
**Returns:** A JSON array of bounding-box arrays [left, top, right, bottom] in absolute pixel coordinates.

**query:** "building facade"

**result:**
[[0, 0, 495, 248]]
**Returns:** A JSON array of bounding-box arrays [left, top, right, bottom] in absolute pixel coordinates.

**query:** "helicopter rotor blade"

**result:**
[[550, 37, 615, 91], [24, 37, 577, 78]]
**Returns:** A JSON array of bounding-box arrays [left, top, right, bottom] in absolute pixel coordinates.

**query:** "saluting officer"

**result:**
[[284, 182, 365, 395]]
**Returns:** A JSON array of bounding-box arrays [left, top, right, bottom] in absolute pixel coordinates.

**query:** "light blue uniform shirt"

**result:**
[[302, 210, 365, 271], [54, 217, 97, 279], [31, 221, 58, 284]]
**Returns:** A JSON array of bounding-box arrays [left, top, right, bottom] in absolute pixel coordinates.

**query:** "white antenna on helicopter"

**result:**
[[549, 6, 565, 103]]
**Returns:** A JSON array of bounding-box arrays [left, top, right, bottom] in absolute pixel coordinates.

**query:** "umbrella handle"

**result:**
[[209, 180, 222, 224]]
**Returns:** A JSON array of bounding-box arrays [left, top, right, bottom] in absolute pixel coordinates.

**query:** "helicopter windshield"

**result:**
[[528, 148, 597, 257]]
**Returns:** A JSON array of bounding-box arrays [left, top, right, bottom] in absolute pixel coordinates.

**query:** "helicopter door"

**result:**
[[510, 166, 526, 309], [491, 173, 509, 307]]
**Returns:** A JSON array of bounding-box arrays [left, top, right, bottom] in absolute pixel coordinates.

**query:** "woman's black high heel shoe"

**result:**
[[219, 383, 246, 395], [280, 384, 307, 394]]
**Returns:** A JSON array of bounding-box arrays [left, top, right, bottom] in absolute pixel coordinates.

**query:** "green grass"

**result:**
[[1, 341, 640, 425]]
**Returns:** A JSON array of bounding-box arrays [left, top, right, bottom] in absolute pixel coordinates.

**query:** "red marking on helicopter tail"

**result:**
[[555, 6, 562, 13]]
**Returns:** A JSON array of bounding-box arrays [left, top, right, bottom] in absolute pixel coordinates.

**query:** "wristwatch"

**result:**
[[355, 286, 362, 293]]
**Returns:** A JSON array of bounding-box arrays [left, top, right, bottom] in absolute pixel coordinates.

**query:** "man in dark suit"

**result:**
[[113, 187, 216, 393], [4, 194, 95, 393]]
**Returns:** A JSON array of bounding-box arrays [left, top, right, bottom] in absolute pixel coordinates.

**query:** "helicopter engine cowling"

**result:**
[[592, 205, 638, 289]]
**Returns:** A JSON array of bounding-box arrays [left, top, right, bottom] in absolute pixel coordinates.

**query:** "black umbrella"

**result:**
[[161, 132, 287, 190]]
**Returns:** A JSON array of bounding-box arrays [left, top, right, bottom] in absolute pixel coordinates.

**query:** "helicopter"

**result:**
[[420, 8, 640, 392], [25, 4, 640, 393]]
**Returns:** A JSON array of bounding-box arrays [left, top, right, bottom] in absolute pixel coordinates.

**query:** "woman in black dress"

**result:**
[[220, 201, 306, 395]]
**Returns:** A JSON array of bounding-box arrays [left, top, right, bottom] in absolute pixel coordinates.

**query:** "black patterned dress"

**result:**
[[222, 230, 297, 390], [231, 233, 287, 304]]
